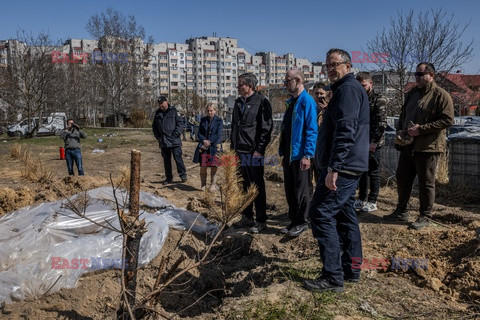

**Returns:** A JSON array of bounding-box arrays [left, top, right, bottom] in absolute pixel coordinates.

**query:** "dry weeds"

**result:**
[[203, 151, 257, 225], [9, 143, 54, 183], [437, 151, 449, 184]]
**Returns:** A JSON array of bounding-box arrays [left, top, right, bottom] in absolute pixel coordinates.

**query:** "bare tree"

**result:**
[[366, 8, 473, 114], [86, 7, 152, 127], [0, 30, 64, 137]]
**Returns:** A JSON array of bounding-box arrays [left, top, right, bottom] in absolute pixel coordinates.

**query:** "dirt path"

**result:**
[[0, 130, 479, 319]]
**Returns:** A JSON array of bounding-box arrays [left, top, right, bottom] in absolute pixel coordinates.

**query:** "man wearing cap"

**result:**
[[152, 96, 187, 184]]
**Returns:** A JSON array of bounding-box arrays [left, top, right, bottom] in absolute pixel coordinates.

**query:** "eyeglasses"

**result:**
[[325, 62, 348, 69], [283, 78, 295, 84], [414, 71, 430, 77]]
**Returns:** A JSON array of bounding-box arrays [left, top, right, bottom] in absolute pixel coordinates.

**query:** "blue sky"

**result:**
[[1, 0, 479, 73]]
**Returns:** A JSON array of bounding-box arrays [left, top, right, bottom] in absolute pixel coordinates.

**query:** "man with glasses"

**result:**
[[279, 69, 318, 237], [305, 48, 369, 293], [383, 62, 453, 230], [231, 73, 273, 234]]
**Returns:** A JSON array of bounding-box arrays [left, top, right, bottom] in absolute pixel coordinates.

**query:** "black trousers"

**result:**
[[283, 159, 310, 226], [161, 146, 187, 181], [396, 147, 439, 216], [237, 152, 267, 223], [358, 148, 381, 203]]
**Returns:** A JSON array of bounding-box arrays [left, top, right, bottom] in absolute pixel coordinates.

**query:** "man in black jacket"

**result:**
[[305, 48, 369, 293], [231, 73, 273, 234], [152, 96, 187, 184]]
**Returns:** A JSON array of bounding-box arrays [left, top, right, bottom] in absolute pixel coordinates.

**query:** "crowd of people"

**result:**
[[60, 47, 454, 293]]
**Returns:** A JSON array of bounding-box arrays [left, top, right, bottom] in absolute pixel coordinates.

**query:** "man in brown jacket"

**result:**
[[383, 62, 454, 229]]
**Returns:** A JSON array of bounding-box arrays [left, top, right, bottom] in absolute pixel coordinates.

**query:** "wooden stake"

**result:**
[[119, 149, 144, 319]]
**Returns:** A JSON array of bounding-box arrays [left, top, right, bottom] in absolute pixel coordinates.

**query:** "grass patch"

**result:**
[[1, 128, 154, 149], [279, 262, 319, 282], [227, 296, 335, 320]]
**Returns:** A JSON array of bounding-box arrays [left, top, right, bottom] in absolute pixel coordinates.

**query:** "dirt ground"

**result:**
[[0, 129, 479, 320]]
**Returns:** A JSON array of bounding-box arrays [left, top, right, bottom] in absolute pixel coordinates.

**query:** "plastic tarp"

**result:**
[[0, 187, 217, 304], [448, 126, 480, 141]]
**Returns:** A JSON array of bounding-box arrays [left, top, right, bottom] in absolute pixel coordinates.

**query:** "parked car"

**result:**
[[7, 112, 66, 137]]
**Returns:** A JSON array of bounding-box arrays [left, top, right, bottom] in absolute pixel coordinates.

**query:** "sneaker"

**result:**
[[249, 222, 267, 234], [287, 223, 308, 237], [181, 176, 188, 183], [161, 179, 173, 185], [233, 216, 255, 228], [383, 209, 409, 222], [362, 202, 377, 212], [280, 223, 294, 234], [410, 216, 431, 230], [304, 278, 344, 293], [354, 199, 366, 210]]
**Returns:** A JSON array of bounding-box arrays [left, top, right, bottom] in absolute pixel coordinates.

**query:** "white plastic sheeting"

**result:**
[[0, 187, 217, 304]]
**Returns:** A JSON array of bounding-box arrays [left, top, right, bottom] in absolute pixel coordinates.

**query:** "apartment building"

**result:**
[[1, 36, 327, 111]]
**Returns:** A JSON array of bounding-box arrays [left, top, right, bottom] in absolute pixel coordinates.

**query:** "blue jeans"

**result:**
[[308, 169, 362, 286], [65, 148, 84, 176]]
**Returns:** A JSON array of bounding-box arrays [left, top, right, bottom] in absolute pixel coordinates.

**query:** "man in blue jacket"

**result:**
[[279, 69, 318, 237], [152, 96, 187, 184], [305, 49, 369, 293]]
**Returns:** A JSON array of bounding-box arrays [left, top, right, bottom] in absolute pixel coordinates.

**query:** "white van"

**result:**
[[7, 112, 66, 137]]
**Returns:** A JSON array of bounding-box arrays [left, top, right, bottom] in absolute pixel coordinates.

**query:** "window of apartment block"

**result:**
[[171, 59, 178, 63]]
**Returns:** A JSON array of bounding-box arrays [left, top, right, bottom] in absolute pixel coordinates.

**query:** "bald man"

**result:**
[[279, 69, 318, 237]]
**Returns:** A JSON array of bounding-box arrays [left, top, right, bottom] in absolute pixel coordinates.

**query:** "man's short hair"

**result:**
[[312, 82, 330, 90], [239, 73, 258, 89], [417, 62, 435, 73], [326, 48, 352, 64], [67, 118, 74, 123], [356, 72, 372, 82]]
